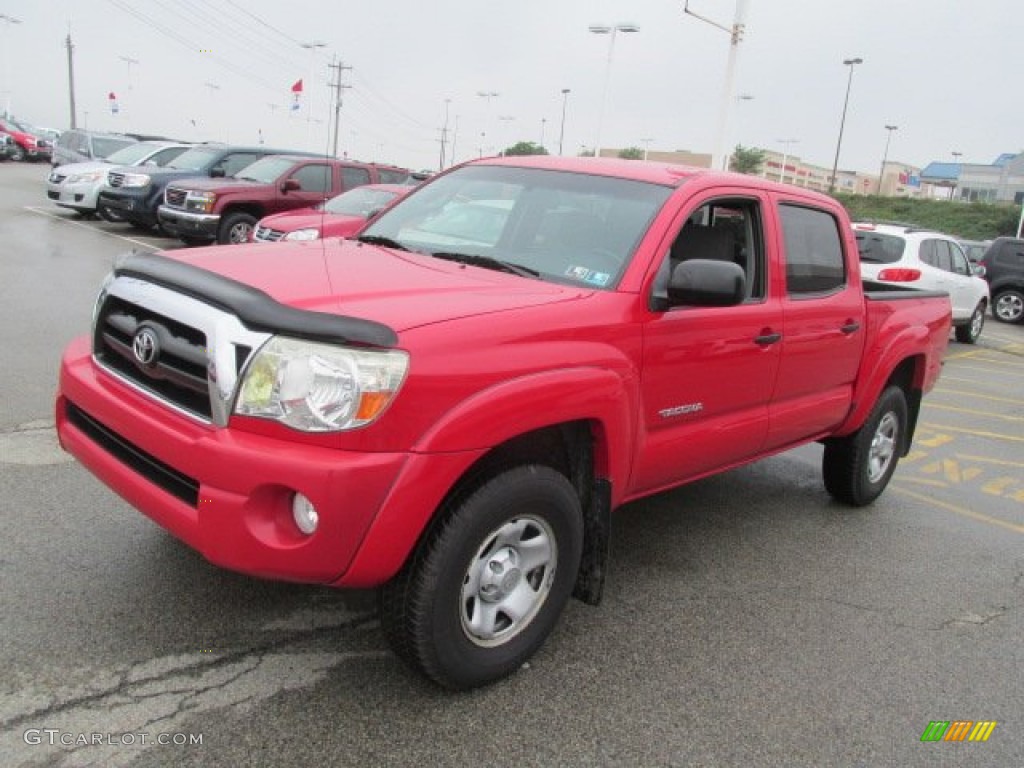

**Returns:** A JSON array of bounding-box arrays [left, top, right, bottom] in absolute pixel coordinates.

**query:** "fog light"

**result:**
[[291, 493, 319, 535]]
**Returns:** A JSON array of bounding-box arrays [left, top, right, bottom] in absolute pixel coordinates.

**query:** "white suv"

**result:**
[[853, 223, 990, 344]]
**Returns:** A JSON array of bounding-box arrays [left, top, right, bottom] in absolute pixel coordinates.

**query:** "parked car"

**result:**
[[97, 144, 320, 231], [46, 141, 192, 217], [0, 117, 54, 162], [958, 239, 990, 267], [979, 236, 1024, 323], [0, 131, 16, 161], [53, 129, 141, 167], [159, 157, 413, 245], [853, 222, 989, 343], [252, 183, 412, 242], [58, 156, 953, 689]]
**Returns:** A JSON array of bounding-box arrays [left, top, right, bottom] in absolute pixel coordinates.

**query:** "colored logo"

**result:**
[[920, 720, 997, 742]]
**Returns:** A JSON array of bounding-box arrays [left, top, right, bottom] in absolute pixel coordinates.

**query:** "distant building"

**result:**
[[919, 154, 1024, 203]]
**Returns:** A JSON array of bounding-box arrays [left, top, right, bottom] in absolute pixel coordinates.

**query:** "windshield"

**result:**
[[324, 186, 400, 215], [106, 142, 166, 165], [232, 155, 296, 182], [92, 137, 138, 159], [855, 231, 905, 263], [360, 165, 672, 290], [167, 146, 222, 171]]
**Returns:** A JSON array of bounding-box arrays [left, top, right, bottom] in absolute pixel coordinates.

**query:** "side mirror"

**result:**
[[281, 178, 301, 193], [668, 259, 746, 307], [210, 167, 226, 178], [971, 264, 986, 277]]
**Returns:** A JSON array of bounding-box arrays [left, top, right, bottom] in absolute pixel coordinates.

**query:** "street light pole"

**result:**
[[558, 88, 570, 156], [877, 124, 898, 195], [477, 90, 499, 157], [589, 22, 639, 158], [640, 137, 654, 161], [1, 13, 23, 120], [777, 138, 799, 184], [828, 56, 863, 193]]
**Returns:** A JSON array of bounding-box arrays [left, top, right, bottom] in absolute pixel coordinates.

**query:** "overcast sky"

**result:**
[[1, 0, 1020, 175]]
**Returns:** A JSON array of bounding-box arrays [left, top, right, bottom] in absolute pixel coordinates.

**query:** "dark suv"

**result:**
[[97, 144, 317, 231], [979, 237, 1024, 323]]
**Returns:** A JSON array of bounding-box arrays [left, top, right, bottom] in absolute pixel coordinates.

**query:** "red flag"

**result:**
[[291, 79, 303, 93]]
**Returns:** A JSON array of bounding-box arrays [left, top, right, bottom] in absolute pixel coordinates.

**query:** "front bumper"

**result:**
[[57, 336, 411, 585], [157, 205, 220, 240], [47, 179, 102, 212], [97, 190, 155, 226]]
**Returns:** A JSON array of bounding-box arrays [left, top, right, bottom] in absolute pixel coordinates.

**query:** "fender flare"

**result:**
[[338, 367, 638, 587]]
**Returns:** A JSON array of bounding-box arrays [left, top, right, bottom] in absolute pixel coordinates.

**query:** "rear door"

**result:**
[[767, 201, 865, 450]]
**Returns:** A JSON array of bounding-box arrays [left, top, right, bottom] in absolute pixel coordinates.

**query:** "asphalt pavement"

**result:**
[[1, 160, 1020, 767]]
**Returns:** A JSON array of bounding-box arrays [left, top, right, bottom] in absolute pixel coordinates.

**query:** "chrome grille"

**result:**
[[253, 226, 285, 242], [107, 171, 125, 188], [165, 187, 187, 207], [94, 296, 213, 420]]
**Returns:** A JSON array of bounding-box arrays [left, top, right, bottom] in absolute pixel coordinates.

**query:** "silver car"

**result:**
[[46, 141, 191, 216]]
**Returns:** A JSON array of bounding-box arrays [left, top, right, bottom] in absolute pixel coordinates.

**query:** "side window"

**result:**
[[217, 153, 259, 177], [290, 164, 331, 193], [778, 204, 845, 295], [149, 147, 187, 167], [377, 169, 409, 184], [947, 242, 970, 275], [919, 240, 937, 267], [341, 166, 371, 191], [654, 197, 765, 305], [931, 240, 953, 272]]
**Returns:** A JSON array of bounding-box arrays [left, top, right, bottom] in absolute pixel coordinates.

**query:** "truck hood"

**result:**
[[172, 239, 589, 332], [166, 177, 270, 194]]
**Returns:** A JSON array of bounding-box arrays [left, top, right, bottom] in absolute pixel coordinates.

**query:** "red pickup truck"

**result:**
[[57, 156, 951, 689]]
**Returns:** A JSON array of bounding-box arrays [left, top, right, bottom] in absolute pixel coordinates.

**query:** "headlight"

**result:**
[[186, 191, 217, 213], [119, 172, 151, 188], [68, 170, 105, 183], [235, 337, 409, 432], [283, 227, 321, 241]]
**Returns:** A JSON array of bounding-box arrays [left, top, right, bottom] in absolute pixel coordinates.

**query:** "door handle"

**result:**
[[840, 322, 861, 334], [754, 332, 782, 346]]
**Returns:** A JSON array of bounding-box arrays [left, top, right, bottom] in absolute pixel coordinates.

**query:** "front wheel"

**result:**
[[954, 301, 986, 343], [992, 289, 1024, 324], [218, 212, 257, 244], [380, 465, 583, 690], [823, 386, 908, 507]]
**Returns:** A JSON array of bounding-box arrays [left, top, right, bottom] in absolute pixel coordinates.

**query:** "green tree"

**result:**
[[730, 145, 764, 175], [618, 146, 644, 160], [502, 141, 549, 157]]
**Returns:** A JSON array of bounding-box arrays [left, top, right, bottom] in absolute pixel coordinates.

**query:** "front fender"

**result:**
[[337, 367, 638, 587]]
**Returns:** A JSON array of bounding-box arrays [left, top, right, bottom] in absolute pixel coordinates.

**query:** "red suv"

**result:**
[[0, 117, 54, 162]]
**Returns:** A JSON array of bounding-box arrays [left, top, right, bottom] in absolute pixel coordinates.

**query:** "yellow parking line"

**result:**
[[924, 403, 1024, 422], [897, 476, 949, 489], [943, 349, 984, 361], [920, 422, 1024, 443], [892, 485, 1024, 533], [955, 454, 1024, 469], [932, 388, 1024, 406], [965, 356, 1024, 369]]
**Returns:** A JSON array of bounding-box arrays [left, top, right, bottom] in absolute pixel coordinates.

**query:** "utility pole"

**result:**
[[327, 58, 352, 159], [439, 98, 451, 170], [66, 33, 77, 129]]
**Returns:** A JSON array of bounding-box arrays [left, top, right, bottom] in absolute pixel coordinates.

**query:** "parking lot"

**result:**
[[1, 159, 1021, 767]]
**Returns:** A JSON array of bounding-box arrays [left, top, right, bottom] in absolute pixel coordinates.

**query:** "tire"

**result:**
[[96, 205, 125, 223], [380, 465, 583, 690], [218, 212, 257, 244], [992, 289, 1024, 324], [823, 386, 908, 507], [11, 146, 25, 162], [954, 301, 986, 343]]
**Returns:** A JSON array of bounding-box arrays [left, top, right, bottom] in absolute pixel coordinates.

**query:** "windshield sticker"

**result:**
[[565, 265, 611, 286], [586, 272, 611, 286], [566, 265, 591, 281]]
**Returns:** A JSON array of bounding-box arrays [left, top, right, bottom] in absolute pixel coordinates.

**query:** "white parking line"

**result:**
[[23, 205, 162, 250]]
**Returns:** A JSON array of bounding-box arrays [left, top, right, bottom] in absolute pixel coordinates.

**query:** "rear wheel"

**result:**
[[992, 289, 1024, 323], [823, 386, 907, 507], [380, 465, 583, 690], [10, 146, 25, 162], [954, 301, 986, 343], [218, 212, 257, 244]]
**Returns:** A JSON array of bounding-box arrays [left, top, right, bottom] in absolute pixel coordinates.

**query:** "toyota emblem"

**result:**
[[132, 327, 159, 367]]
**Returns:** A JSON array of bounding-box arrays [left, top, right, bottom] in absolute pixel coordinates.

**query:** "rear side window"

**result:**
[[377, 168, 409, 184], [341, 166, 372, 190], [779, 204, 845, 295]]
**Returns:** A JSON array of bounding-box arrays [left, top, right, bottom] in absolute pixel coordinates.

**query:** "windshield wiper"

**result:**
[[356, 234, 410, 251], [429, 252, 540, 278]]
